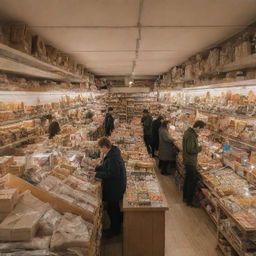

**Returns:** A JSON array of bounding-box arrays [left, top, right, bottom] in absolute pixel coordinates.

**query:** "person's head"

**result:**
[[98, 137, 112, 154], [161, 120, 170, 129], [143, 109, 149, 117], [193, 120, 206, 134], [108, 107, 113, 114], [85, 111, 94, 119], [158, 115, 164, 122]]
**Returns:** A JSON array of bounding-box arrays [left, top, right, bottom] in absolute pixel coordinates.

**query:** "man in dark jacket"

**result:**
[[48, 115, 61, 139], [104, 107, 114, 137], [183, 120, 206, 207], [95, 137, 126, 238], [141, 109, 153, 155], [151, 115, 164, 157]]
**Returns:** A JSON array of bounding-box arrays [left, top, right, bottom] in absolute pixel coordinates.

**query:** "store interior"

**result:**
[[0, 1, 256, 256]]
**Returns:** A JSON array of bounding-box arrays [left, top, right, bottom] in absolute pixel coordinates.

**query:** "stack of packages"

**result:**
[[0, 187, 94, 256], [0, 120, 39, 148]]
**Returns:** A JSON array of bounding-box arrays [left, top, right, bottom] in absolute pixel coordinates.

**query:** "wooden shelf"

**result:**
[[219, 229, 243, 256], [0, 135, 37, 154], [201, 203, 217, 226], [0, 42, 85, 82], [217, 54, 256, 73], [219, 202, 256, 232]]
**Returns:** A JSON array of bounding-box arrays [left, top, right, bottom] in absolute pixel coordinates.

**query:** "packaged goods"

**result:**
[[38, 208, 62, 236], [50, 212, 93, 250], [0, 250, 54, 256], [0, 236, 51, 251], [0, 191, 48, 241], [0, 189, 18, 213]]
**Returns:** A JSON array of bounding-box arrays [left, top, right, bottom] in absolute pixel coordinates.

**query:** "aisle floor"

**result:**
[[101, 173, 218, 256]]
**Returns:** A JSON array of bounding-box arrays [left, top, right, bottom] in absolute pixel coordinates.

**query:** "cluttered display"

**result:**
[[160, 93, 256, 255], [110, 122, 167, 209], [0, 97, 106, 256]]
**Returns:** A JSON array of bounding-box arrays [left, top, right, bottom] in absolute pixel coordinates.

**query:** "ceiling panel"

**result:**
[[140, 27, 242, 51], [0, 0, 139, 26], [35, 28, 138, 52], [138, 51, 189, 61], [142, 0, 256, 26], [134, 60, 173, 75], [72, 52, 135, 63]]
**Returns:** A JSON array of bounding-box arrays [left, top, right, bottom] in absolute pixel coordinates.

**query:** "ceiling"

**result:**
[[0, 0, 256, 77]]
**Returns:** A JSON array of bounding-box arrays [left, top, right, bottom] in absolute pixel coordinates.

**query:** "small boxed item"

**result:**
[[0, 190, 48, 241], [0, 189, 18, 213], [8, 164, 26, 176]]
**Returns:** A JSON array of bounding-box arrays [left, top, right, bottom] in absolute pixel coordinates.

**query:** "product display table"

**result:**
[[122, 170, 168, 256]]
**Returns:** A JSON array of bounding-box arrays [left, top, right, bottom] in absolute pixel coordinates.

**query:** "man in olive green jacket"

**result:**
[[183, 120, 206, 207]]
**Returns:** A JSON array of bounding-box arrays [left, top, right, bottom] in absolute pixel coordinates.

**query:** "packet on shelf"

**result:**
[[50, 212, 93, 250], [0, 236, 51, 252], [38, 208, 62, 236], [0, 157, 15, 177], [0, 190, 48, 241]]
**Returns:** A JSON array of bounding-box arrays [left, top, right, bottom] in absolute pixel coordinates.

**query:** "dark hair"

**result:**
[[85, 111, 94, 119], [98, 137, 112, 149], [108, 107, 113, 112], [161, 120, 170, 128], [193, 120, 206, 129], [158, 115, 164, 121], [143, 109, 149, 113]]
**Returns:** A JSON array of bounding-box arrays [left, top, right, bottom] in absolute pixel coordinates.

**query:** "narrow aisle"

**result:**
[[157, 173, 218, 256], [102, 172, 218, 256]]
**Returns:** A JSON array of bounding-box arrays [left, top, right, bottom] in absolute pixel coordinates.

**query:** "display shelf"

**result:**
[[217, 54, 256, 73], [168, 105, 256, 151], [181, 106, 256, 120], [0, 102, 88, 128], [219, 202, 256, 232], [201, 202, 218, 225], [0, 42, 85, 82], [218, 229, 243, 256], [217, 241, 238, 256], [0, 135, 37, 155]]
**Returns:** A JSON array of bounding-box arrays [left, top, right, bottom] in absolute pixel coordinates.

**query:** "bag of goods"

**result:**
[[0, 236, 51, 251], [50, 212, 93, 250], [38, 208, 62, 236], [0, 250, 54, 256]]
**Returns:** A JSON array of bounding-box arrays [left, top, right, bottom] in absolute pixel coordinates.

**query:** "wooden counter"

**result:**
[[122, 174, 168, 256]]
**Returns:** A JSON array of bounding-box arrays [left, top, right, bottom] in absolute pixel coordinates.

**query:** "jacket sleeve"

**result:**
[[184, 136, 201, 154], [95, 158, 120, 180]]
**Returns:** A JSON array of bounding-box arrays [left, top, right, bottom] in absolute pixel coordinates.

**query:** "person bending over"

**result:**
[[95, 137, 126, 238]]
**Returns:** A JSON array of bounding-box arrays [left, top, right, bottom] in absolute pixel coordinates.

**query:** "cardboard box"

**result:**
[[0, 189, 18, 213], [8, 164, 26, 176], [0, 190, 48, 241], [3, 174, 96, 224], [0, 212, 8, 223]]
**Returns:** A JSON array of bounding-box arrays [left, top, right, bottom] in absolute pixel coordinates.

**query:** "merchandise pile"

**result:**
[[0, 100, 105, 256], [110, 120, 167, 208]]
